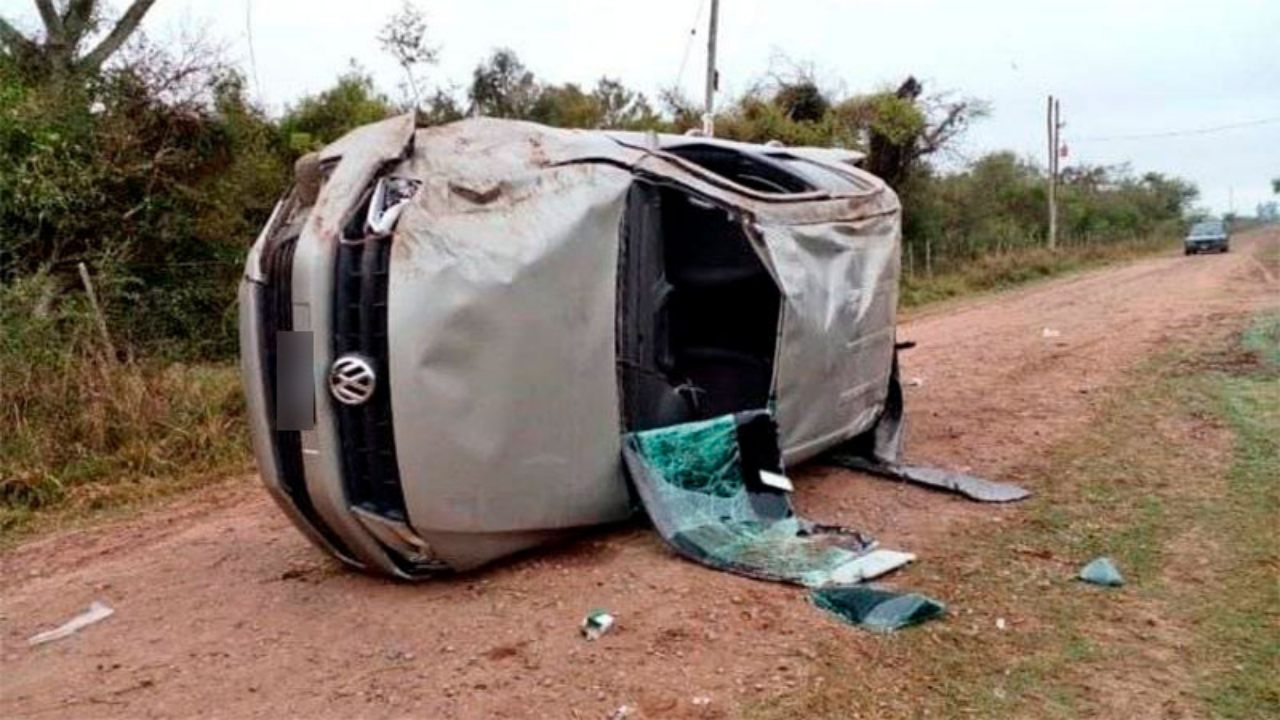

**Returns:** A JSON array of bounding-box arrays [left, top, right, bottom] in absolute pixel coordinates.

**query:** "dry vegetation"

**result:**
[[0, 272, 249, 539]]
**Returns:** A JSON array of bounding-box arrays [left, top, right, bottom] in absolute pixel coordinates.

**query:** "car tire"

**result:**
[[1184, 248, 1194, 256]]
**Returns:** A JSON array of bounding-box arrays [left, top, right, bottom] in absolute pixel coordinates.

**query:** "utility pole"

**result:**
[[704, 0, 720, 137], [1047, 95, 1062, 250]]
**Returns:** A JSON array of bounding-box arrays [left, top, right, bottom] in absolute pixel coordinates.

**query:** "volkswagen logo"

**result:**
[[329, 355, 377, 405]]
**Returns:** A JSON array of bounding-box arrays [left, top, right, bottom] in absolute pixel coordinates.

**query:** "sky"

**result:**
[[11, 0, 1280, 213]]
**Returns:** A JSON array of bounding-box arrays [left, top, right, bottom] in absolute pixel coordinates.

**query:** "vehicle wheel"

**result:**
[[1184, 248, 1193, 256]]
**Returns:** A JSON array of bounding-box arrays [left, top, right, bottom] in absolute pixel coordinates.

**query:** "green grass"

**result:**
[[746, 309, 1280, 719], [1197, 328, 1280, 716]]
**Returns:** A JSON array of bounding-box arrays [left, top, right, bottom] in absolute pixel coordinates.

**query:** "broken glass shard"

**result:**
[[810, 586, 945, 632], [623, 411, 913, 587], [1078, 556, 1125, 587]]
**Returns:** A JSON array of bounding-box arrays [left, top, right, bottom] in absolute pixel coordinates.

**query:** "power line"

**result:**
[[675, 0, 706, 92], [1074, 116, 1280, 143], [245, 0, 262, 102]]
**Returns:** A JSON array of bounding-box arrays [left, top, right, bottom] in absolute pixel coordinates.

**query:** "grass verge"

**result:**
[[901, 234, 1178, 307], [747, 309, 1279, 719], [0, 273, 250, 542]]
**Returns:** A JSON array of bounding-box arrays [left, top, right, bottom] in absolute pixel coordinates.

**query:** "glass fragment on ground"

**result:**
[[810, 586, 946, 632]]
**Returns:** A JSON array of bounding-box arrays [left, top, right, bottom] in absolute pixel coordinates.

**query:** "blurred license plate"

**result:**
[[276, 331, 315, 431]]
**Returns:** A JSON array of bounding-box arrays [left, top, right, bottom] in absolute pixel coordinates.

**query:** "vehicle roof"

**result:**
[[605, 130, 866, 167], [398, 117, 897, 226], [1189, 220, 1226, 233]]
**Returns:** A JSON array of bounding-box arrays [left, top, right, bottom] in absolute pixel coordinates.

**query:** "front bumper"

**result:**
[[239, 233, 422, 579], [1185, 239, 1227, 252]]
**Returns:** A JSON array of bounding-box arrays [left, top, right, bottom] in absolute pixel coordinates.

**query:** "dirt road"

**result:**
[[3, 229, 1276, 719]]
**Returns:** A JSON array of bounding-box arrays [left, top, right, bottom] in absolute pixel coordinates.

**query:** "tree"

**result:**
[[419, 87, 464, 126], [377, 1, 437, 108], [1138, 171, 1198, 217], [774, 79, 829, 123], [468, 48, 538, 119], [591, 77, 659, 129], [280, 66, 395, 152], [0, 0, 159, 82], [1273, 177, 1279, 195], [836, 77, 988, 188], [529, 82, 599, 128], [659, 87, 702, 131], [528, 77, 660, 130]]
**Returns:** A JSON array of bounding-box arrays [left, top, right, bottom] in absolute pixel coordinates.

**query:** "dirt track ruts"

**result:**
[[2, 228, 1276, 719]]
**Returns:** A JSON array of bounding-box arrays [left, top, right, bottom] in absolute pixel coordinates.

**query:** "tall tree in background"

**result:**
[[840, 76, 987, 188], [774, 79, 829, 123], [377, 1, 437, 108], [591, 78, 659, 129], [0, 0, 159, 83], [468, 48, 538, 118]]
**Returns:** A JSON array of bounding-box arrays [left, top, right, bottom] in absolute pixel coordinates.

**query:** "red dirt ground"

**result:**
[[2, 228, 1276, 719]]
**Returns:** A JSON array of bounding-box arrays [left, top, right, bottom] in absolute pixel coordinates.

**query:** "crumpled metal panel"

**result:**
[[311, 113, 418, 239], [389, 161, 636, 533], [407, 117, 635, 181], [386, 118, 906, 527], [825, 452, 1031, 503], [755, 213, 902, 464]]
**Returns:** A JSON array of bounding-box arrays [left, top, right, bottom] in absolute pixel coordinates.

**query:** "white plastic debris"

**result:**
[[906, 377, 925, 388], [819, 549, 917, 586], [581, 609, 616, 641], [995, 617, 1007, 630], [28, 601, 114, 646], [607, 704, 632, 719], [758, 470, 795, 492], [1041, 327, 1061, 338], [692, 696, 712, 707]]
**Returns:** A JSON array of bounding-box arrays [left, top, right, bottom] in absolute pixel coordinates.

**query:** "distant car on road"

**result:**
[[1184, 219, 1230, 254]]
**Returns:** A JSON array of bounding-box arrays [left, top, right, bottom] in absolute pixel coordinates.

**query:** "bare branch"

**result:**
[[79, 0, 158, 72], [0, 15, 38, 57], [35, 0, 65, 42], [919, 103, 968, 155]]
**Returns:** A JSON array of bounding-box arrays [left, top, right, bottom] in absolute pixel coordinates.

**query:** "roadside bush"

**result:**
[[279, 68, 397, 153], [0, 49, 290, 362], [0, 273, 249, 536], [900, 154, 1195, 277]]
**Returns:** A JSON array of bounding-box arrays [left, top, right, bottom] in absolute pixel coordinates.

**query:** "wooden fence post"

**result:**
[[78, 262, 117, 364]]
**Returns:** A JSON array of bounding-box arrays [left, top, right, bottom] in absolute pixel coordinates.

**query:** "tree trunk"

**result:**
[[2, 0, 160, 80]]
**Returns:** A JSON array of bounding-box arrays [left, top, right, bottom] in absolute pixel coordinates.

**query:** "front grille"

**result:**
[[261, 236, 355, 558], [333, 235, 408, 520]]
